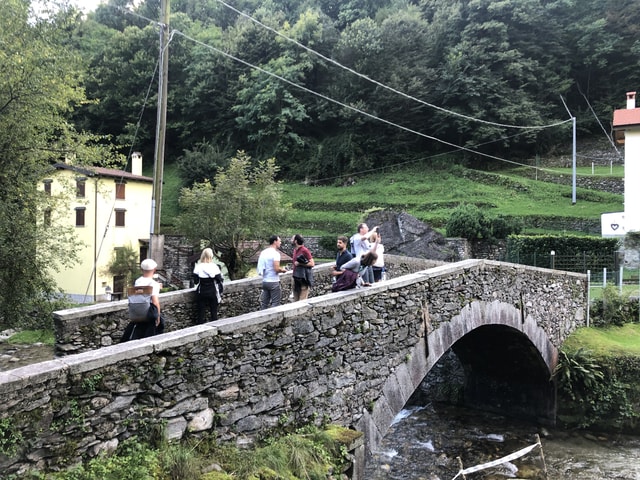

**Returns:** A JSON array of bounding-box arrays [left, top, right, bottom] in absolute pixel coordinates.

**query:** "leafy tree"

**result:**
[[232, 54, 312, 164], [177, 151, 289, 279], [177, 141, 231, 186], [105, 244, 140, 290], [0, 0, 98, 328], [445, 204, 490, 241]]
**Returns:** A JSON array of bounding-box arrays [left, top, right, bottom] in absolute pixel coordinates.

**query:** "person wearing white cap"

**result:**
[[121, 258, 163, 341]]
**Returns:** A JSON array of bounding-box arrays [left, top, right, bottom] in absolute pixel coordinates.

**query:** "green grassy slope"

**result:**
[[280, 164, 622, 236], [161, 162, 623, 238]]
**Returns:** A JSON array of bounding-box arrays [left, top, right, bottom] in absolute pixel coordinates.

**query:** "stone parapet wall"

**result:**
[[53, 255, 443, 357], [0, 260, 586, 476]]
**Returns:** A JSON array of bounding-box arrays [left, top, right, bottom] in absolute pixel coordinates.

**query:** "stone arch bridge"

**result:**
[[0, 258, 587, 476]]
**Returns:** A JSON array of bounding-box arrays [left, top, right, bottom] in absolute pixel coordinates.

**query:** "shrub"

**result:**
[[590, 285, 640, 327], [490, 215, 523, 239], [445, 204, 490, 240], [318, 235, 338, 253]]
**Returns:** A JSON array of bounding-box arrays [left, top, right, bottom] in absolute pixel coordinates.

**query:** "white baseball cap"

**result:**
[[140, 258, 157, 271]]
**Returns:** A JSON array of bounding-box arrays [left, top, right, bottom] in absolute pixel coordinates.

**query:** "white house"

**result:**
[[601, 92, 640, 237], [41, 153, 153, 302]]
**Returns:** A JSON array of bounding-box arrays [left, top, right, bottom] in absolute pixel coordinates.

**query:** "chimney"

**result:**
[[131, 152, 142, 176], [626, 91, 636, 109]]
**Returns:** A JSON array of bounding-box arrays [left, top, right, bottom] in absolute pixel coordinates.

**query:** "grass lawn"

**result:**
[[280, 163, 622, 237], [563, 323, 640, 356], [158, 158, 623, 239], [541, 165, 624, 177], [7, 330, 55, 345]]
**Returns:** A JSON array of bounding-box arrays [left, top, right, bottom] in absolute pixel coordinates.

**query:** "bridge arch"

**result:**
[[362, 299, 559, 456]]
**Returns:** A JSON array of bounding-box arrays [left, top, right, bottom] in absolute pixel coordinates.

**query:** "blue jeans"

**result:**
[[360, 266, 374, 284], [260, 281, 281, 310]]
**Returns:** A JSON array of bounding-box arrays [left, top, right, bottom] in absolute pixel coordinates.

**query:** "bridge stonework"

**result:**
[[0, 259, 586, 476]]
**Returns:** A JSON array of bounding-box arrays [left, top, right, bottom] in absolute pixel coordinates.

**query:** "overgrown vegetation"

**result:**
[[176, 152, 289, 280], [6, 330, 55, 345], [105, 245, 140, 291], [556, 294, 640, 432], [590, 285, 640, 327], [445, 203, 523, 241], [554, 343, 640, 431], [16, 425, 354, 480], [70, 0, 640, 180]]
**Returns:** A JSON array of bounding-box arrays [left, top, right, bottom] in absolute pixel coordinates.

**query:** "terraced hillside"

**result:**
[[282, 163, 623, 237]]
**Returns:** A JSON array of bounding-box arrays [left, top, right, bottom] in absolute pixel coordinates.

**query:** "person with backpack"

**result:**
[[193, 248, 224, 323], [121, 258, 164, 342]]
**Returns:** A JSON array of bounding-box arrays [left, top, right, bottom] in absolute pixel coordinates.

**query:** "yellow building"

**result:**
[[41, 153, 153, 302]]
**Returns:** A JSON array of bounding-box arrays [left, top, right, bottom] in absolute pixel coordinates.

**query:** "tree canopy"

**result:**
[[67, 0, 639, 180], [0, 0, 115, 326], [176, 151, 288, 279]]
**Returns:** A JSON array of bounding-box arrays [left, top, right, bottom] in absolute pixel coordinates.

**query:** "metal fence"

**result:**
[[501, 252, 640, 315], [503, 251, 620, 276]]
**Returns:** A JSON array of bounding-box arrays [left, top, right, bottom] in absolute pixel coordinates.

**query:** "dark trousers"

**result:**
[[120, 317, 164, 342], [197, 294, 219, 323], [372, 266, 384, 282]]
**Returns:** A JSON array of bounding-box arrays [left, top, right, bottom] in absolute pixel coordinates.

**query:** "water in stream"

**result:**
[[365, 401, 640, 479]]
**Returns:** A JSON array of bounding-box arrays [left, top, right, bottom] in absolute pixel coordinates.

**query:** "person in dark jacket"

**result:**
[[331, 235, 353, 283], [193, 248, 224, 323]]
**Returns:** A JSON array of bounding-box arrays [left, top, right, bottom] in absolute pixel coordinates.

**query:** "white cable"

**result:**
[[451, 441, 540, 479], [172, 29, 564, 168], [214, 0, 570, 131]]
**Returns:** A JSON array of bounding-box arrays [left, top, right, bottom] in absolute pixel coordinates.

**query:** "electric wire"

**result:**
[[577, 82, 623, 159], [214, 0, 571, 131], [172, 29, 567, 170], [81, 22, 166, 302]]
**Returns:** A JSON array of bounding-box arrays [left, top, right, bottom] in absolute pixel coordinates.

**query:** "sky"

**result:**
[[71, 0, 105, 12]]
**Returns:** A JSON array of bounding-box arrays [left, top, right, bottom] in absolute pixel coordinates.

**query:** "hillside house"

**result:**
[[41, 153, 153, 302], [603, 91, 640, 237]]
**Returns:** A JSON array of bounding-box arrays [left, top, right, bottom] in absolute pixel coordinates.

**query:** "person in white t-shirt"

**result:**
[[121, 258, 163, 341], [349, 223, 378, 284], [256, 235, 287, 309], [369, 232, 385, 282]]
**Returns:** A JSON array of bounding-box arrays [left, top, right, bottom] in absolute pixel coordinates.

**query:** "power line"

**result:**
[[172, 29, 565, 169], [577, 82, 623, 160], [214, 0, 571, 131]]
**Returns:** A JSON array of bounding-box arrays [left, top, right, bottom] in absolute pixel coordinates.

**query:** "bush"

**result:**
[[446, 204, 490, 240], [446, 204, 523, 241], [318, 235, 338, 253], [590, 285, 640, 327], [490, 215, 523, 239]]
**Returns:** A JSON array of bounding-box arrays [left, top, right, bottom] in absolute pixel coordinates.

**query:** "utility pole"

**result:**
[[560, 96, 577, 205], [150, 0, 169, 264], [571, 115, 577, 205]]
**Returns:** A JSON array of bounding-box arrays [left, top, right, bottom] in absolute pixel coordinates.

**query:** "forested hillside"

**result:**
[[69, 0, 640, 182]]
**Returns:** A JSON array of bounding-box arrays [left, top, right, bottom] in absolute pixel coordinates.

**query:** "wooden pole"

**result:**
[[150, 0, 169, 260]]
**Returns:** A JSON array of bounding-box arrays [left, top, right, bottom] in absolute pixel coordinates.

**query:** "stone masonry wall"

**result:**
[[53, 255, 444, 356], [0, 260, 586, 476]]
